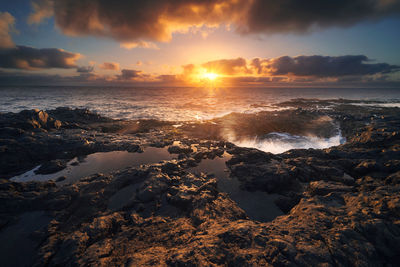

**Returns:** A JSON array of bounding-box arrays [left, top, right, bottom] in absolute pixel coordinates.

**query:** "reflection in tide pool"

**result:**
[[11, 147, 175, 184], [190, 152, 283, 222]]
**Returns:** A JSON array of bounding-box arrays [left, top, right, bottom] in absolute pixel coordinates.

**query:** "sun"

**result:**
[[202, 72, 219, 81], [189, 69, 221, 85]]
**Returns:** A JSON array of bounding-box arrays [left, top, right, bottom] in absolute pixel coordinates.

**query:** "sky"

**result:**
[[0, 0, 400, 87]]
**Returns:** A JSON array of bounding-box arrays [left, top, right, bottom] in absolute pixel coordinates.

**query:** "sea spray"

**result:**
[[230, 131, 346, 154]]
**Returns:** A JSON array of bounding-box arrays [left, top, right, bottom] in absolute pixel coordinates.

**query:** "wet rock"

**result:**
[[0, 127, 25, 138], [161, 161, 181, 174], [385, 171, 400, 185], [0, 101, 399, 266], [354, 160, 381, 175], [167, 190, 193, 210], [336, 173, 355, 185], [308, 181, 353, 196], [228, 155, 299, 193], [136, 186, 157, 202], [0, 109, 62, 131], [126, 144, 142, 153], [47, 107, 111, 124], [168, 144, 193, 154], [83, 213, 124, 239], [35, 159, 68, 174], [274, 194, 302, 213], [56, 176, 66, 182]]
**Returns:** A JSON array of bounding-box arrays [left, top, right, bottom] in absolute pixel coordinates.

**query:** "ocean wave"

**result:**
[[230, 131, 346, 154], [1, 87, 399, 121]]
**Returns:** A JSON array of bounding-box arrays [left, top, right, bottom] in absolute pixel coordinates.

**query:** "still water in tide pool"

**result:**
[[11, 148, 283, 222], [190, 152, 283, 222], [11, 147, 175, 184]]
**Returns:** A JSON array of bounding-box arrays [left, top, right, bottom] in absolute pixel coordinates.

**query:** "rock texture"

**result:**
[[0, 100, 400, 266]]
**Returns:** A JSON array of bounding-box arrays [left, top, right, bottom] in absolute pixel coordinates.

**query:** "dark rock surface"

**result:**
[[0, 108, 173, 178], [35, 159, 68, 174], [0, 100, 400, 266]]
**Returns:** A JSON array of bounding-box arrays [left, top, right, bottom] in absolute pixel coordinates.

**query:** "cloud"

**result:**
[[99, 62, 120, 70], [177, 55, 400, 86], [0, 70, 110, 85], [120, 41, 159, 50], [0, 68, 161, 85], [242, 0, 400, 34], [28, 0, 53, 24], [118, 69, 144, 80], [202, 57, 250, 75], [193, 55, 400, 78], [0, 12, 16, 49], [2, 69, 399, 87], [48, 0, 246, 42], [29, 0, 400, 43], [0, 45, 80, 70], [77, 65, 94, 73], [1, 54, 399, 87], [259, 55, 400, 77], [157, 74, 179, 83]]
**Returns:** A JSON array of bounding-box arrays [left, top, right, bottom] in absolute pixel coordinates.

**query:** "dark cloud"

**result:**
[[1, 59, 399, 87], [197, 55, 400, 78], [0, 71, 56, 84], [158, 74, 179, 83], [0, 69, 169, 86], [30, 0, 400, 42], [243, 0, 400, 34], [77, 65, 94, 73], [0, 45, 80, 70], [118, 69, 144, 80], [99, 62, 120, 70], [0, 70, 112, 85], [262, 55, 400, 77], [0, 71, 95, 85], [49, 0, 246, 42], [250, 58, 262, 74]]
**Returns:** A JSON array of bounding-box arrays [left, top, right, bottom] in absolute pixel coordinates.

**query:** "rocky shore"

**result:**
[[0, 99, 400, 266]]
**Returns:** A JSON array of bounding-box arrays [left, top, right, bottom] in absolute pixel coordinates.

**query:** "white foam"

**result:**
[[352, 102, 400, 108], [230, 132, 346, 154]]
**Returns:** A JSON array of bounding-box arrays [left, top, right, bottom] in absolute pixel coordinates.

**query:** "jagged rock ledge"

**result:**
[[0, 100, 399, 266]]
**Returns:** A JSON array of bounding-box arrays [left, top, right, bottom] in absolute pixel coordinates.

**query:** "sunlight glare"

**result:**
[[203, 72, 219, 81]]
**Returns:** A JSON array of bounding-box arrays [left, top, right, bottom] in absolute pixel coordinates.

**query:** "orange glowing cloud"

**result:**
[[44, 0, 246, 44], [174, 55, 400, 86], [2, 54, 399, 86], [0, 12, 16, 49], [99, 62, 120, 71], [28, 0, 400, 45]]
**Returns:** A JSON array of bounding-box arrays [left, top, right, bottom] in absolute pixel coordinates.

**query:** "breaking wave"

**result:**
[[231, 132, 346, 154]]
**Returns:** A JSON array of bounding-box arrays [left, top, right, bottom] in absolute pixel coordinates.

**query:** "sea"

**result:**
[[1, 86, 399, 121], [1, 86, 399, 153]]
